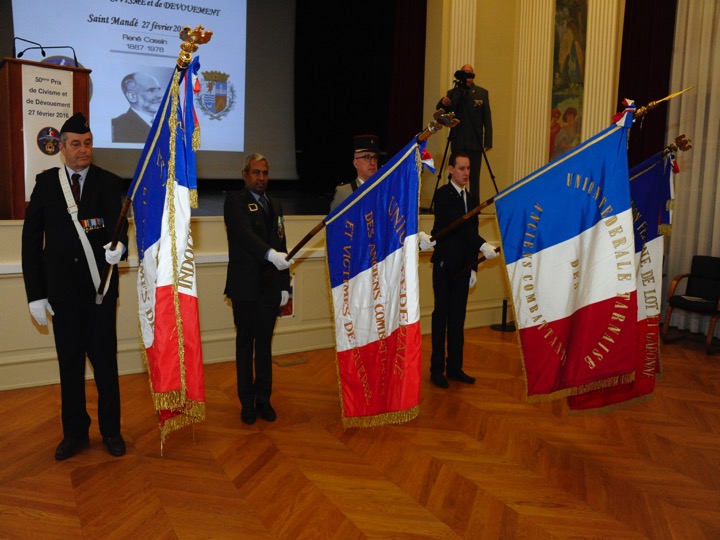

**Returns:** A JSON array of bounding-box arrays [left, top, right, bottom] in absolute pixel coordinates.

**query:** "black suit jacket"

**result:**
[[430, 183, 486, 275], [437, 83, 493, 151], [223, 188, 290, 301], [111, 108, 151, 143], [22, 165, 128, 304]]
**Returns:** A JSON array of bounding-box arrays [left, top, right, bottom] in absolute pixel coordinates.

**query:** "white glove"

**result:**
[[103, 241, 125, 265], [480, 242, 499, 260], [468, 270, 477, 289], [418, 231, 436, 251], [29, 298, 54, 326], [267, 248, 293, 271], [280, 290, 290, 307]]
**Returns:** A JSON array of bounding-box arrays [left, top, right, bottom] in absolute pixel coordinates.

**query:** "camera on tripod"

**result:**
[[454, 69, 475, 83]]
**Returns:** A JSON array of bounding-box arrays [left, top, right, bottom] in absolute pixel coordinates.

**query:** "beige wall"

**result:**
[[0, 214, 507, 391], [422, 0, 519, 209]]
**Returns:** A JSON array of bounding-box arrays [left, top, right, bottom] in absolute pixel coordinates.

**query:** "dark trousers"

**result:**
[[430, 262, 470, 377], [231, 289, 280, 407], [51, 297, 121, 439]]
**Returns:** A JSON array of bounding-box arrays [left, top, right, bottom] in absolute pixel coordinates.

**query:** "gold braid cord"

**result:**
[[658, 134, 693, 237], [178, 25, 209, 211]]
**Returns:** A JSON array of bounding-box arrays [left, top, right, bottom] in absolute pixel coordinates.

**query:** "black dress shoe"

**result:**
[[241, 406, 257, 425], [103, 434, 126, 457], [431, 373, 449, 388], [447, 370, 476, 384], [54, 435, 89, 461], [255, 402, 276, 422]]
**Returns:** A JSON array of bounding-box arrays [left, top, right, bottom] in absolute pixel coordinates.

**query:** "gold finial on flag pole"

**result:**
[[634, 86, 694, 119], [177, 25, 213, 69], [417, 109, 460, 142], [664, 133, 693, 154]]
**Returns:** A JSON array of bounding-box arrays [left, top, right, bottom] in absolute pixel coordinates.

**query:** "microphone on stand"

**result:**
[[46, 46, 80, 68], [17, 46, 47, 60], [14, 37, 46, 59], [17, 46, 80, 68]]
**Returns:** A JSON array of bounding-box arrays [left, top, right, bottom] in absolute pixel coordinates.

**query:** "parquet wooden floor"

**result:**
[[1, 327, 719, 539]]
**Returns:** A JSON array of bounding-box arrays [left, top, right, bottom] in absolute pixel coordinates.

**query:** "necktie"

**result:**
[[71, 173, 81, 205], [258, 195, 268, 212], [461, 189, 467, 213]]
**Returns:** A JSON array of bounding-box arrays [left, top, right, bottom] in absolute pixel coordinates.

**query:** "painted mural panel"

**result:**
[[550, 0, 587, 162]]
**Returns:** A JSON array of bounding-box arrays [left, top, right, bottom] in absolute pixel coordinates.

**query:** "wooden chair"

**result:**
[[661, 255, 720, 354]]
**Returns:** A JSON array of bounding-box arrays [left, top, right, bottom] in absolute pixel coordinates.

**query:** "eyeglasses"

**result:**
[[355, 154, 378, 163]]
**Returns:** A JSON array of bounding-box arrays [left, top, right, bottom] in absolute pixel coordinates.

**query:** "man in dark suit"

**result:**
[[438, 64, 493, 202], [22, 112, 128, 459], [430, 152, 498, 389], [111, 72, 163, 143], [224, 153, 293, 424]]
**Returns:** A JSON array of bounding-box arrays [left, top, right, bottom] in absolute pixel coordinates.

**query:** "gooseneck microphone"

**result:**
[[17, 46, 47, 59], [14, 37, 46, 58], [17, 46, 79, 68]]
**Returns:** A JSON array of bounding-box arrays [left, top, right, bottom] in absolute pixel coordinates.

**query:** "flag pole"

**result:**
[[633, 86, 694, 119], [94, 25, 213, 303], [285, 110, 458, 261], [430, 89, 694, 245], [429, 195, 495, 243], [452, 133, 692, 274]]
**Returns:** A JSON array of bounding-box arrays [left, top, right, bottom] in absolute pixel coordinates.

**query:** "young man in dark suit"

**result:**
[[224, 153, 293, 424], [430, 152, 498, 388], [22, 112, 128, 459]]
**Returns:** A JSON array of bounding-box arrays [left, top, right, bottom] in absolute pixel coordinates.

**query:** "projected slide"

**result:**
[[12, 0, 246, 152]]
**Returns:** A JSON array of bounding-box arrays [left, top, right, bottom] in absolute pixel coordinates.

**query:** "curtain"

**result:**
[[293, 1, 426, 195], [665, 0, 720, 336]]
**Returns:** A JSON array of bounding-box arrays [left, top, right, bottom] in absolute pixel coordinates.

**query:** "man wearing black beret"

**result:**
[[22, 112, 129, 460], [330, 134, 436, 250], [330, 134, 382, 212]]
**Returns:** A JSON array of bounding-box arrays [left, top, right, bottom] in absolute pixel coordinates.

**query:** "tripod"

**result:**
[[426, 79, 499, 212], [426, 79, 513, 332]]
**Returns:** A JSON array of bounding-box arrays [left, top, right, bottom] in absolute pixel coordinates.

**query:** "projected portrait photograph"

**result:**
[[111, 67, 173, 144]]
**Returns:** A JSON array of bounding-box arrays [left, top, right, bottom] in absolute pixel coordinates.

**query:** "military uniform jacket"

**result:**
[[21, 165, 127, 304], [223, 187, 291, 301], [329, 178, 360, 211], [430, 183, 487, 275], [438, 83, 493, 151]]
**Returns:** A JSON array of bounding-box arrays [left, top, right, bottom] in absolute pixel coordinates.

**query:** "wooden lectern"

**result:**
[[0, 58, 91, 220]]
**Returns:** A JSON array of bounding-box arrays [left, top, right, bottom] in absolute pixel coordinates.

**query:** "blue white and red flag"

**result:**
[[495, 112, 638, 400], [130, 56, 205, 442], [325, 139, 424, 427], [568, 150, 674, 411], [420, 147, 436, 173]]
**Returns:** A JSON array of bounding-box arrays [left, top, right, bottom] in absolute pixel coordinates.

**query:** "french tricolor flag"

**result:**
[[568, 150, 674, 411], [496, 112, 638, 400], [325, 139, 424, 427], [130, 57, 205, 441]]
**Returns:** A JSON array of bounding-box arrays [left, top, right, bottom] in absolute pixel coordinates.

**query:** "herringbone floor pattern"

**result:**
[[1, 327, 719, 539]]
